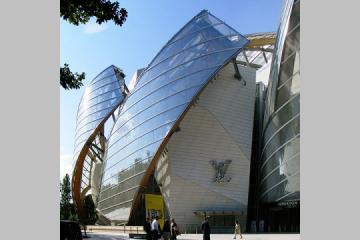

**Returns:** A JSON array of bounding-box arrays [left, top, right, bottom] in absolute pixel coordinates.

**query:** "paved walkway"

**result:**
[[86, 232, 300, 240], [86, 232, 128, 240]]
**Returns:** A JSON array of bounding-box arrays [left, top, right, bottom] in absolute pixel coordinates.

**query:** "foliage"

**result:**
[[81, 195, 98, 225], [60, 0, 128, 26], [80, 195, 98, 237], [60, 0, 128, 90], [60, 174, 78, 220], [60, 63, 86, 90]]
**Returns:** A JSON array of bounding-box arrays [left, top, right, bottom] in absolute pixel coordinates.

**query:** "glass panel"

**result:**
[[278, 53, 296, 86], [150, 24, 238, 67], [110, 89, 195, 144], [83, 75, 119, 98], [101, 140, 161, 189], [118, 82, 203, 130], [261, 172, 300, 203], [171, 12, 221, 42], [101, 200, 132, 217], [77, 97, 120, 120], [263, 95, 300, 144], [262, 116, 300, 160], [98, 187, 138, 210], [282, 26, 300, 64], [76, 105, 116, 130], [107, 122, 175, 166], [277, 191, 300, 202], [151, 32, 204, 67], [275, 72, 300, 109], [261, 134, 300, 179], [79, 83, 121, 111], [260, 153, 300, 188], [125, 67, 217, 112], [90, 67, 115, 85], [138, 47, 241, 90]]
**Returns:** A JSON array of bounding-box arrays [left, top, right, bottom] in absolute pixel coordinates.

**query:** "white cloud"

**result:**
[[83, 22, 109, 34], [60, 154, 74, 181]]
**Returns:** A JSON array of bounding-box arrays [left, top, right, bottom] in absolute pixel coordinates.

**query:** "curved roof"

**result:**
[[97, 10, 249, 221], [71, 65, 127, 216]]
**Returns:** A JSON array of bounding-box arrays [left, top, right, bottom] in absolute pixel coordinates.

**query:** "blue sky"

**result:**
[[60, 0, 284, 180]]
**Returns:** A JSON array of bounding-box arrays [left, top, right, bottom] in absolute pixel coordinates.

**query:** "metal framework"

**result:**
[[236, 32, 276, 70]]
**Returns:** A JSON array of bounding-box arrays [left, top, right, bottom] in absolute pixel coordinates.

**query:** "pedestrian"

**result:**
[[201, 216, 211, 240], [170, 218, 178, 240], [144, 217, 152, 240], [151, 216, 161, 240], [233, 220, 243, 239], [162, 219, 171, 240]]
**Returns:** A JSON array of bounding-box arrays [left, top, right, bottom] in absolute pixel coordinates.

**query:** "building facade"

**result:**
[[96, 10, 251, 228], [71, 1, 300, 232]]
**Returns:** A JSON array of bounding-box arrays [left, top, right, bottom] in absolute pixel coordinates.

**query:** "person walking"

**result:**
[[162, 219, 171, 240], [233, 220, 243, 239], [151, 216, 160, 240], [201, 216, 211, 240], [170, 218, 178, 240], [144, 217, 152, 240]]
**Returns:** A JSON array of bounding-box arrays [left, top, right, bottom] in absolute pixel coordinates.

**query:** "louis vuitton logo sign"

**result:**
[[209, 160, 232, 183]]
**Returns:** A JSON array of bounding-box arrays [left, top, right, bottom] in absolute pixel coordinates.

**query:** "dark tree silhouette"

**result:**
[[60, 0, 128, 90], [60, 0, 128, 26], [60, 63, 86, 90], [80, 195, 98, 237]]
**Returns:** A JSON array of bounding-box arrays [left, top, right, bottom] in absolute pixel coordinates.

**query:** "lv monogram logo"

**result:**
[[209, 160, 232, 183]]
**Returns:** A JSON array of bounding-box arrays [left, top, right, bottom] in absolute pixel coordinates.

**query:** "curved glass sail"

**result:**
[[73, 66, 126, 162], [260, 0, 300, 203], [97, 10, 249, 221], [71, 65, 128, 215]]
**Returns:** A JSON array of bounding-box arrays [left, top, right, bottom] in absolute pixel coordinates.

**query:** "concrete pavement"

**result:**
[[86, 231, 300, 240]]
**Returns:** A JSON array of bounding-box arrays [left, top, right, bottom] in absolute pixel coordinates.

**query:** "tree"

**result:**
[[60, 0, 128, 26], [60, 0, 128, 90], [80, 195, 98, 237], [60, 174, 74, 220], [60, 63, 86, 90]]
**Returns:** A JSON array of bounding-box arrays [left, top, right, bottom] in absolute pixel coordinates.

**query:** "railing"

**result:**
[[175, 224, 235, 234], [86, 224, 236, 234], [86, 225, 145, 234]]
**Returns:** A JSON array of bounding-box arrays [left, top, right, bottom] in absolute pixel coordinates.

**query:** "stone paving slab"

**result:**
[[87, 232, 300, 240]]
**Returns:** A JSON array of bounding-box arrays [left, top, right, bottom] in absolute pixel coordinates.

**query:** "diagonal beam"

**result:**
[[232, 59, 242, 80], [91, 142, 104, 154], [235, 60, 262, 69], [89, 144, 103, 162], [245, 47, 273, 53], [262, 49, 268, 63], [242, 50, 250, 67]]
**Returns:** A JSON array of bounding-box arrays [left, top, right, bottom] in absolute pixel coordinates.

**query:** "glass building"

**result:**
[[70, 2, 300, 232], [96, 9, 250, 225], [258, 0, 300, 232]]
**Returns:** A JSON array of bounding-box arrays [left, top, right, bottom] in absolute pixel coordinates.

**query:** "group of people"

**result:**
[[202, 216, 243, 240], [144, 216, 179, 240], [145, 216, 243, 240]]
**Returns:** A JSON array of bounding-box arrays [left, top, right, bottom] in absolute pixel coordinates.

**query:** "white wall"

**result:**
[[155, 63, 257, 228]]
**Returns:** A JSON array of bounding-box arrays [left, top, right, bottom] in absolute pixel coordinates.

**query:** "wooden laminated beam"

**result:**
[[247, 37, 276, 48]]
